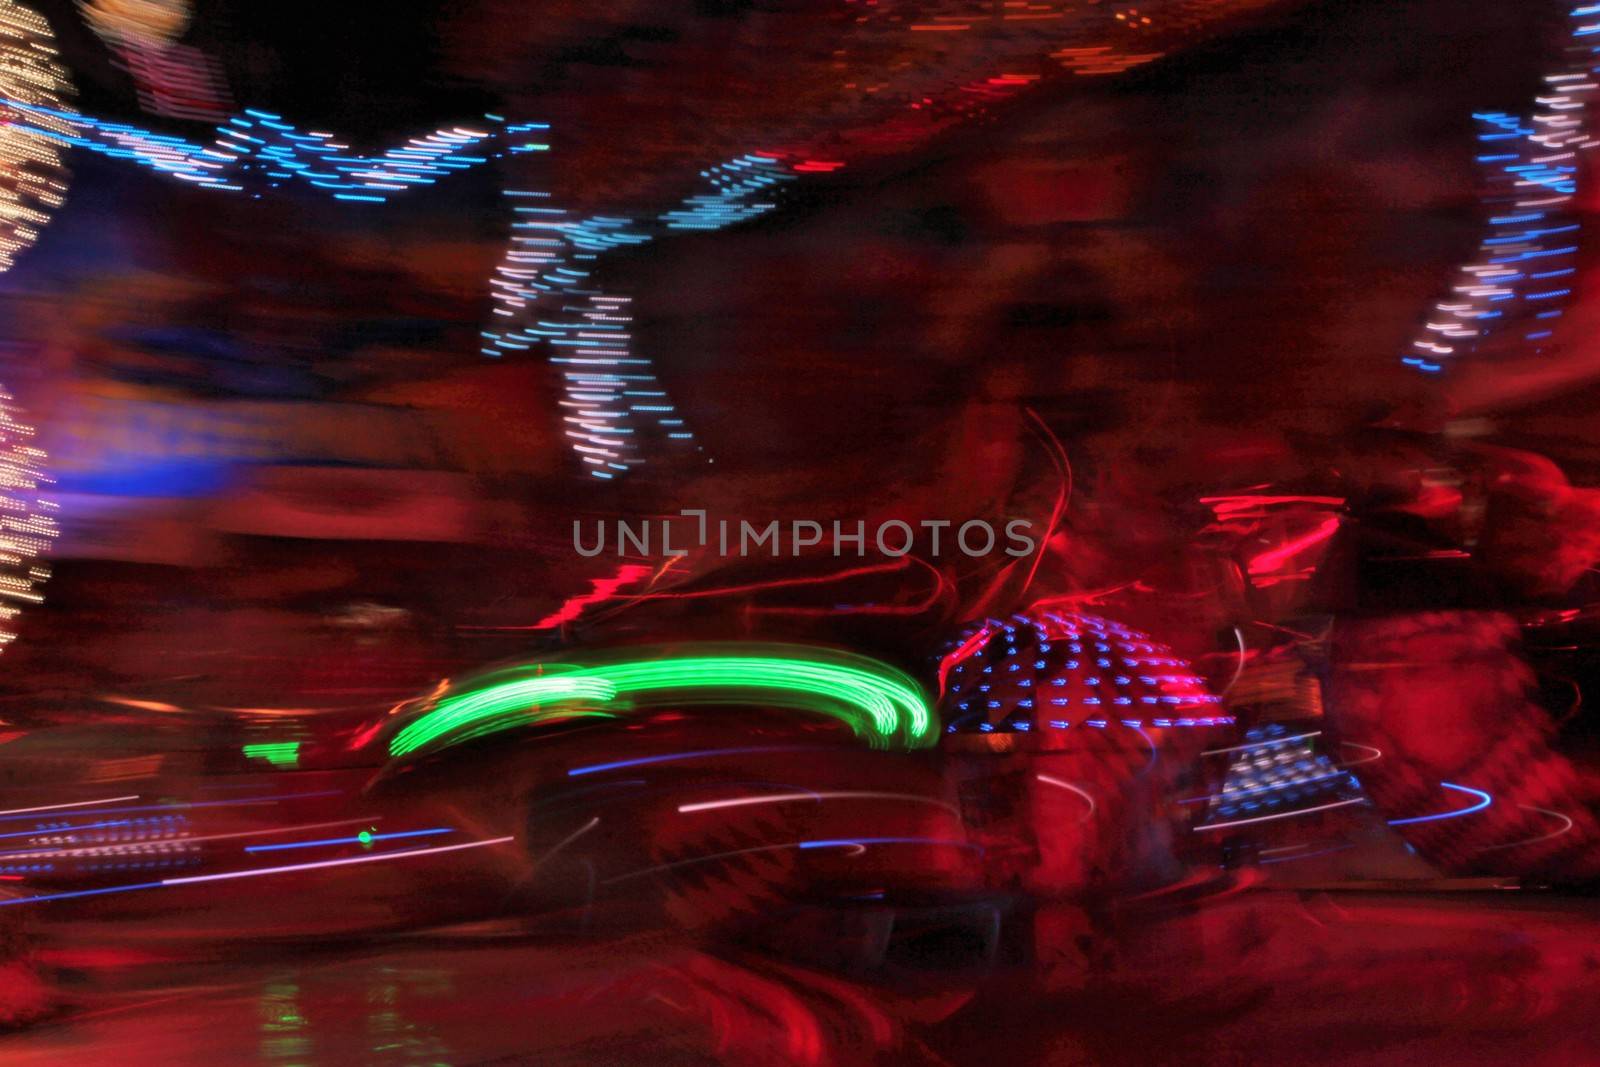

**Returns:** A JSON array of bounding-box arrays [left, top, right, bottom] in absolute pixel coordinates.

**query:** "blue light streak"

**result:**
[[798, 837, 980, 851], [567, 746, 824, 777], [243, 828, 452, 853], [1386, 781, 1493, 826]]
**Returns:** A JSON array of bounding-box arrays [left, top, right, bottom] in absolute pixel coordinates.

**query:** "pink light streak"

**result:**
[[162, 834, 515, 886], [1247, 516, 1341, 576], [0, 795, 139, 817], [533, 563, 656, 630], [937, 622, 995, 697], [1200, 494, 1346, 518], [677, 791, 960, 818]]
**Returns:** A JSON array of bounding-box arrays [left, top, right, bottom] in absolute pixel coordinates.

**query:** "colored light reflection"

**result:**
[[387, 647, 934, 760]]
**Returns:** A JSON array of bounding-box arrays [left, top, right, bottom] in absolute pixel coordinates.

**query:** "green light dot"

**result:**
[[357, 830, 374, 847]]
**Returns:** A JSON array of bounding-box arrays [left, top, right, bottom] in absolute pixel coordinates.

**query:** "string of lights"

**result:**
[[6, 1, 1293, 481], [1196, 723, 1366, 830], [1403, 2, 1600, 373], [480, 155, 795, 475], [0, 390, 56, 655], [1, 100, 547, 198], [937, 611, 1231, 738], [7, 89, 798, 476], [0, 0, 74, 273]]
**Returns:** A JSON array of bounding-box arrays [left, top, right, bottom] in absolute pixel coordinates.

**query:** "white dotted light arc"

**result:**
[[0, 0, 74, 273], [0, 389, 56, 652], [0, 2, 64, 651]]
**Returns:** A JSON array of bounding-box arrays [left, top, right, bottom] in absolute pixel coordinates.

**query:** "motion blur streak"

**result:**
[[0, 792, 341, 823], [676, 791, 960, 817], [0, 795, 138, 816], [796, 837, 980, 852], [600, 841, 815, 886], [0, 836, 515, 906], [1259, 844, 1356, 865], [387, 646, 934, 759], [1338, 740, 1385, 766], [1474, 805, 1575, 851], [386, 674, 620, 759], [0, 881, 166, 907], [1246, 516, 1341, 575], [243, 828, 453, 853], [567, 746, 832, 778], [163, 835, 515, 885], [530, 563, 655, 630], [1386, 782, 1495, 826], [1193, 796, 1369, 832], [603, 837, 979, 886], [531, 816, 599, 869], [1034, 773, 1097, 821], [0, 1, 74, 272], [0, 818, 378, 859], [1204, 732, 1322, 756], [0, 98, 547, 199]]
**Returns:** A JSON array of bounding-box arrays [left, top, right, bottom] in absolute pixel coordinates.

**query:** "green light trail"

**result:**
[[242, 742, 301, 768], [386, 647, 932, 760]]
